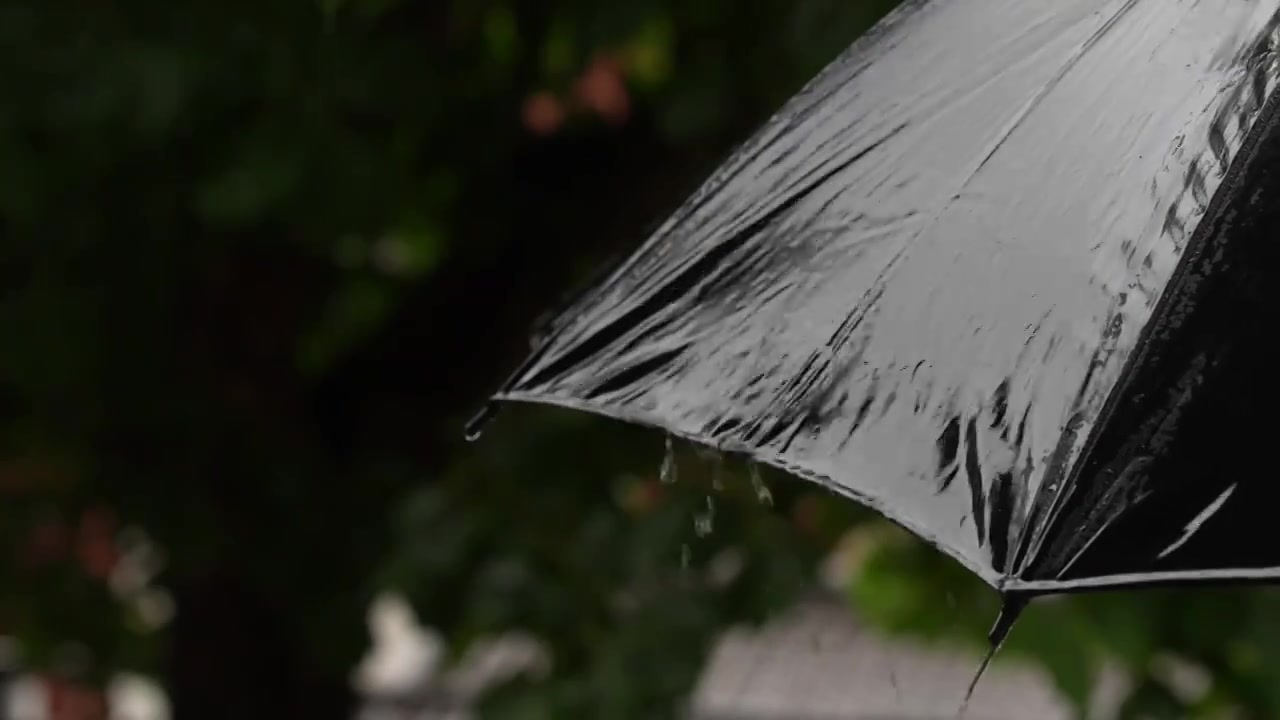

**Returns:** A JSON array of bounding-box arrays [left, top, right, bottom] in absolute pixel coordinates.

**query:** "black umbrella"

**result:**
[[472, 0, 1280, 646]]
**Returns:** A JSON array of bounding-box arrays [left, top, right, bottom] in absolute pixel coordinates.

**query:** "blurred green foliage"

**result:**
[[852, 522, 1280, 719], [387, 408, 857, 719], [4, 0, 1280, 718], [0, 0, 891, 716]]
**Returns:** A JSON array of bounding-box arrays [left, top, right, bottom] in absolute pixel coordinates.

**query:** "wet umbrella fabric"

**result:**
[[484, 0, 1280, 599]]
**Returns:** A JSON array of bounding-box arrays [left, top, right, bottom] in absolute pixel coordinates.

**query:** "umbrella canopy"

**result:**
[[483, 0, 1280, 599]]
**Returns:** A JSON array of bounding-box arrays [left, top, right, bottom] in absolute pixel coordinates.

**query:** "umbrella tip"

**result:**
[[958, 592, 1030, 717], [465, 401, 500, 442], [988, 591, 1029, 648]]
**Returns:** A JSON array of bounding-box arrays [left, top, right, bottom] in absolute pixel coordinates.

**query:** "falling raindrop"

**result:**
[[681, 543, 692, 569], [749, 461, 773, 506], [710, 452, 725, 492], [694, 496, 716, 537], [660, 435, 678, 485], [694, 445, 718, 461]]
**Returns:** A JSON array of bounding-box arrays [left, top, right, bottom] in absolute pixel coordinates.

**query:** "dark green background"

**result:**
[[4, 1, 1280, 718]]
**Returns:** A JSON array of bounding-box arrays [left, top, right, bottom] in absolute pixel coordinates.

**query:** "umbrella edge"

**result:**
[[492, 389, 1007, 592]]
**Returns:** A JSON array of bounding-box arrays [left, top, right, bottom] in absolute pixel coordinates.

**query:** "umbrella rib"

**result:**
[[1009, 566, 1280, 594], [761, 0, 1147, 452], [745, 0, 1143, 467], [967, 0, 1142, 181]]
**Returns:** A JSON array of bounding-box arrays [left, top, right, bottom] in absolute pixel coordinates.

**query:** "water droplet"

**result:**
[[710, 453, 725, 492], [680, 543, 691, 569], [749, 461, 773, 506], [464, 402, 498, 441], [660, 436, 678, 485], [694, 496, 715, 537]]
